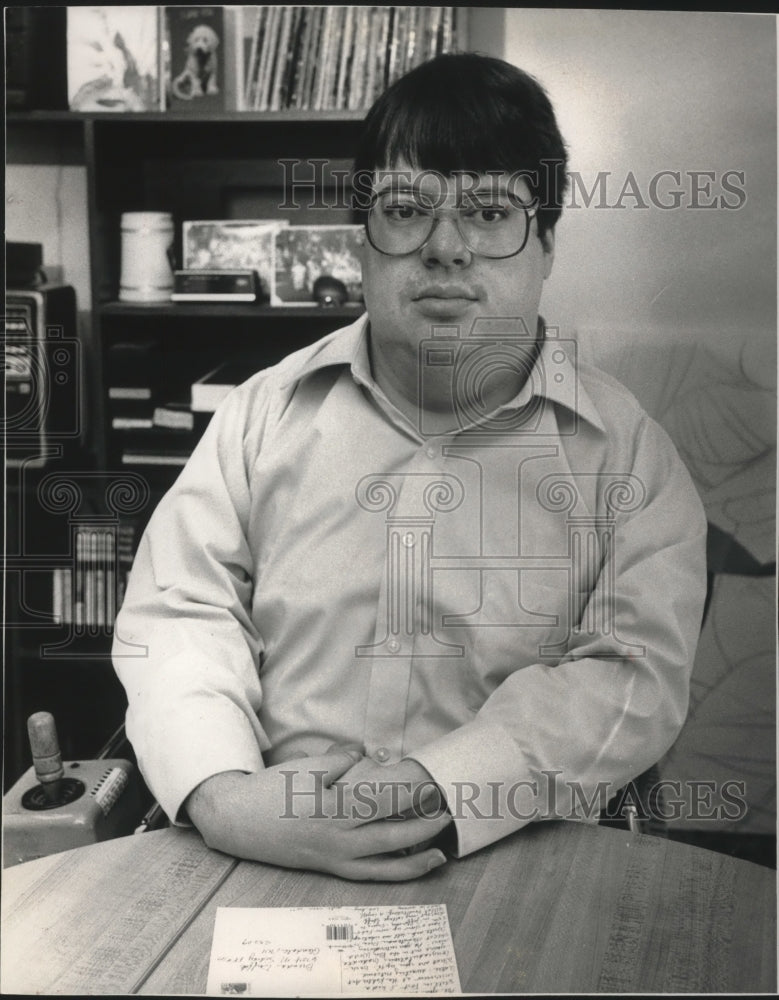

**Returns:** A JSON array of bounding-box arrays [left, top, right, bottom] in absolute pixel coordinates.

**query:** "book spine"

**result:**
[[398, 7, 410, 80], [441, 7, 453, 54], [247, 5, 267, 109], [106, 526, 116, 627], [280, 6, 298, 110], [282, 6, 304, 110], [336, 6, 356, 110], [321, 7, 336, 110], [74, 529, 84, 630], [314, 7, 334, 110], [405, 6, 418, 73], [256, 5, 278, 111], [158, 6, 167, 111], [53, 567, 63, 625], [347, 7, 367, 111], [425, 7, 438, 61], [378, 7, 391, 93], [95, 530, 105, 630], [229, 5, 245, 111], [387, 7, 400, 86], [63, 567, 73, 626], [116, 524, 135, 613], [329, 7, 348, 109], [364, 9, 380, 108], [243, 6, 258, 107], [268, 6, 286, 109], [450, 6, 461, 49], [270, 5, 292, 112], [85, 530, 96, 629], [300, 6, 323, 111], [112, 416, 154, 429], [290, 6, 311, 110], [434, 7, 445, 57], [121, 451, 190, 467]]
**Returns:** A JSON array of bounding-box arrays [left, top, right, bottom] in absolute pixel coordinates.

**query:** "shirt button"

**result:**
[[387, 639, 400, 653], [375, 747, 390, 763]]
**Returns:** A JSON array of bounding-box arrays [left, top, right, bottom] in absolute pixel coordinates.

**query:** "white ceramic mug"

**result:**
[[119, 211, 174, 303]]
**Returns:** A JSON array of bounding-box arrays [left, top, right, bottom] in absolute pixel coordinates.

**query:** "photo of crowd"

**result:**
[[274, 225, 363, 304], [182, 220, 284, 299]]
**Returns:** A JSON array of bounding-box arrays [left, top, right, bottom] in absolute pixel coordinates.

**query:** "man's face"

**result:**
[[360, 161, 556, 419]]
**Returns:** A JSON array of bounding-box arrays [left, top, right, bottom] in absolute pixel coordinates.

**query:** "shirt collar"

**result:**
[[521, 326, 606, 433], [281, 312, 605, 434], [278, 313, 369, 388]]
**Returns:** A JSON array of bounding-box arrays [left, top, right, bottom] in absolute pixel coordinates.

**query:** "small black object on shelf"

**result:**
[[7, 242, 43, 288], [312, 275, 348, 307]]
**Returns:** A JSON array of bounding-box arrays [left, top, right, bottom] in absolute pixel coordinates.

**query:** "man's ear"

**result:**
[[540, 228, 555, 279]]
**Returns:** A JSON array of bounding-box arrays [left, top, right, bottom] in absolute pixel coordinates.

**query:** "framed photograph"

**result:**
[[274, 225, 364, 305], [67, 6, 160, 112], [182, 220, 287, 301]]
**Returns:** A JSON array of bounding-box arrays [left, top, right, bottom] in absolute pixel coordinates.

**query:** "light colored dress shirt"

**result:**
[[113, 314, 707, 856]]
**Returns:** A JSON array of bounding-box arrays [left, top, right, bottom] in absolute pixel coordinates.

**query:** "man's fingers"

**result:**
[[343, 778, 446, 823], [347, 809, 452, 857], [411, 781, 446, 813], [276, 750, 309, 761], [335, 848, 448, 883], [325, 741, 365, 757], [304, 748, 364, 787]]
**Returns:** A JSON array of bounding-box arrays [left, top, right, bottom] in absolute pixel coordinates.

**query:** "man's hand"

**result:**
[[184, 750, 452, 881], [335, 754, 451, 855]]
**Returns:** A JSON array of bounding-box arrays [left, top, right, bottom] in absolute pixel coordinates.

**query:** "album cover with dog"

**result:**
[[165, 6, 225, 112]]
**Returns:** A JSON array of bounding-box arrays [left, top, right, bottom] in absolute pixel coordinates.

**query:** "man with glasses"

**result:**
[[114, 54, 706, 880]]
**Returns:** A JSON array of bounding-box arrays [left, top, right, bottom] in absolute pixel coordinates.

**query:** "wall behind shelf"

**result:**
[[500, 9, 775, 369], [499, 8, 776, 837], [6, 163, 92, 318]]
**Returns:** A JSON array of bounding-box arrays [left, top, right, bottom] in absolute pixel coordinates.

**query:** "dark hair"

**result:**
[[354, 53, 569, 237]]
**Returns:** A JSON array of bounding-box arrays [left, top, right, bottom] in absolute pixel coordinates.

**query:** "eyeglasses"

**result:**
[[366, 190, 537, 259]]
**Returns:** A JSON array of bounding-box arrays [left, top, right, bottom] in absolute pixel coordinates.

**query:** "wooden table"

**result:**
[[1, 821, 775, 995]]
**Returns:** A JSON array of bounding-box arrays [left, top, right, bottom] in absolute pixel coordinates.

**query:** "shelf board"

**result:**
[[100, 301, 366, 320], [7, 109, 366, 125], [17, 632, 114, 657]]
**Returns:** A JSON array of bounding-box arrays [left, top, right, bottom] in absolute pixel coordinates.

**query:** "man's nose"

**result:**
[[420, 215, 472, 268]]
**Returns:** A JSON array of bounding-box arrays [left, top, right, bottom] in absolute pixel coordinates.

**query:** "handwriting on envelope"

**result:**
[[206, 904, 461, 996]]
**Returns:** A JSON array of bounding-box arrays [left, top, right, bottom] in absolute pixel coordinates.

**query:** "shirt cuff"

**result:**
[[407, 717, 551, 857]]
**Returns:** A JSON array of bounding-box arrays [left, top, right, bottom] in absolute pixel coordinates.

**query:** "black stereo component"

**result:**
[[7, 242, 44, 289], [4, 284, 81, 467], [171, 269, 260, 303]]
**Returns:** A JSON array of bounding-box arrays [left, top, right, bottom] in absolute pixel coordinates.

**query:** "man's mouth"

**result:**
[[412, 286, 478, 302]]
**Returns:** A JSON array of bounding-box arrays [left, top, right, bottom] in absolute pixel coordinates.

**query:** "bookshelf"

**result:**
[[5, 5, 482, 787], [6, 105, 364, 785]]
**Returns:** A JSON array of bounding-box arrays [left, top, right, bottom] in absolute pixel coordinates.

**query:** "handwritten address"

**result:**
[[206, 905, 461, 995]]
